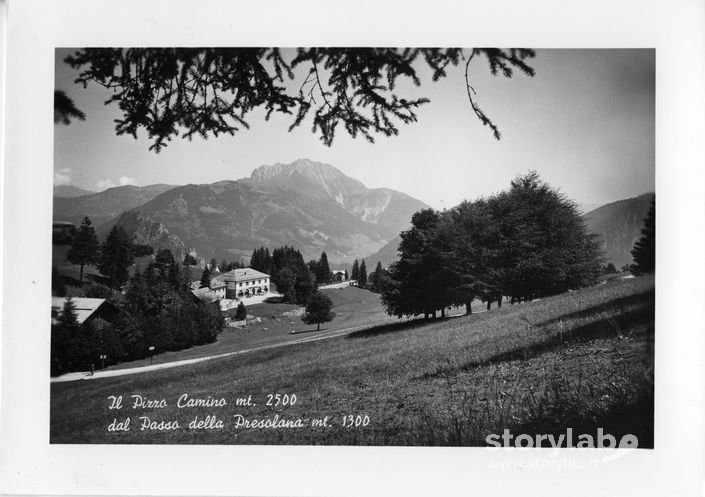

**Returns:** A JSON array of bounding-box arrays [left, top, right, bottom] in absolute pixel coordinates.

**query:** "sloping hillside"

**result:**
[[108, 181, 392, 264], [582, 193, 654, 268], [53, 184, 176, 226], [53, 185, 95, 198], [88, 160, 430, 264]]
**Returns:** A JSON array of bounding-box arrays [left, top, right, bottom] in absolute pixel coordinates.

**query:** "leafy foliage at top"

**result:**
[[64, 48, 535, 151]]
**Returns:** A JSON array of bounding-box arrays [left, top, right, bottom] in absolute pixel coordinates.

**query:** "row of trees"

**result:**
[[250, 246, 341, 303], [381, 173, 603, 319], [351, 259, 389, 293], [67, 217, 136, 288], [251, 246, 338, 330], [249, 246, 317, 304]]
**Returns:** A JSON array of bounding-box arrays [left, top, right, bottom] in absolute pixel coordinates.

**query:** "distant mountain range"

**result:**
[[53, 184, 177, 227], [54, 159, 429, 265], [52, 160, 653, 270], [53, 185, 95, 198], [364, 193, 655, 270]]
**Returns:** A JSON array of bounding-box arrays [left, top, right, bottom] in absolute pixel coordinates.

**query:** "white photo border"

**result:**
[[2, 0, 705, 496]]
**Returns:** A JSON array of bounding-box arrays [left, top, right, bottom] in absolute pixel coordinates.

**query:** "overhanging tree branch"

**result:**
[[63, 47, 535, 152]]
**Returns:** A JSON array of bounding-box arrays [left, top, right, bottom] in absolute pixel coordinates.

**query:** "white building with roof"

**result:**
[[210, 268, 271, 300]]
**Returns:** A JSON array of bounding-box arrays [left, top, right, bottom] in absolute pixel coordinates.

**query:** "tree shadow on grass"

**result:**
[[540, 289, 654, 327], [420, 298, 654, 379], [346, 318, 433, 339], [290, 327, 328, 335], [264, 296, 286, 304]]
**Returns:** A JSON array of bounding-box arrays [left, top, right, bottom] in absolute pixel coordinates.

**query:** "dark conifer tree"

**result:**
[[317, 252, 332, 285], [351, 259, 359, 283], [99, 226, 134, 289], [67, 216, 100, 285], [369, 261, 391, 294], [200, 267, 211, 288], [358, 260, 368, 288], [631, 198, 655, 274]]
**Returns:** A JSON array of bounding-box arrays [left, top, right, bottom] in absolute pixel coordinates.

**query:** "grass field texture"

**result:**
[[50, 275, 654, 446]]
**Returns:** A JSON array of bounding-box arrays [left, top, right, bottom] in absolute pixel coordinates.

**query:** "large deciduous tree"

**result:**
[[496, 172, 602, 301], [63, 48, 535, 151], [383, 209, 449, 319], [67, 216, 100, 285], [301, 292, 336, 331]]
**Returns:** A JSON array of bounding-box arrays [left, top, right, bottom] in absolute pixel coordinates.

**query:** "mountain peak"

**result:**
[[249, 159, 367, 203], [250, 159, 361, 186]]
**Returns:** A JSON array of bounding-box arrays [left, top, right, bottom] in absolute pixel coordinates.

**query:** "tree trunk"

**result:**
[[79, 263, 84, 285], [432, 309, 437, 319], [466, 301, 472, 315], [497, 297, 502, 308], [441, 308, 446, 319], [317, 323, 320, 331], [486, 301, 491, 311]]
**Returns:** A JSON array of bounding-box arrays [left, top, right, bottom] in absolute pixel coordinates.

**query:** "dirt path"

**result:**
[[51, 322, 369, 383], [51, 304, 483, 384]]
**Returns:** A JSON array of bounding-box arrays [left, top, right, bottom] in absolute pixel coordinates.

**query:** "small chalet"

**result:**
[[51, 297, 121, 330]]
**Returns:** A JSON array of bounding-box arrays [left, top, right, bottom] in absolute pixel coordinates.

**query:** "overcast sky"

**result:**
[[54, 48, 654, 210]]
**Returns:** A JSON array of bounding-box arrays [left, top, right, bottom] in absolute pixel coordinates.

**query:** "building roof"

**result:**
[[192, 287, 220, 301], [213, 268, 270, 284], [51, 297, 110, 325]]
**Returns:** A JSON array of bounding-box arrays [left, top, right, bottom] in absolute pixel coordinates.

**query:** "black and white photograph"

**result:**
[[2, 1, 705, 496], [49, 47, 656, 447]]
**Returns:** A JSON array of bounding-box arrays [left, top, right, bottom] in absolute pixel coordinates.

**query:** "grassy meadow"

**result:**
[[50, 275, 654, 446]]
